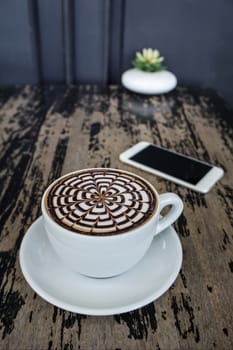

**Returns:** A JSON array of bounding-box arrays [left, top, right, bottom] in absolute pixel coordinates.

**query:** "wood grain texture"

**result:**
[[0, 85, 232, 350]]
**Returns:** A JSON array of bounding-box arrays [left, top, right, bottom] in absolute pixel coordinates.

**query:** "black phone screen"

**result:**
[[130, 145, 212, 185]]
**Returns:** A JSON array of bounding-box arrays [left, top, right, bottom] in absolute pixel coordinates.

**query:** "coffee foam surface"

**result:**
[[45, 169, 157, 235]]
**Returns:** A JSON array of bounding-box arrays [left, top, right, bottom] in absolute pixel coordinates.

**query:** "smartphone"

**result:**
[[119, 141, 224, 193]]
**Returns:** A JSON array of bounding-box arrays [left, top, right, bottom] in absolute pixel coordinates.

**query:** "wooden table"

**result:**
[[0, 85, 232, 350]]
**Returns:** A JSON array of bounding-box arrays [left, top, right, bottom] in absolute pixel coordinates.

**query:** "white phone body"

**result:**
[[119, 141, 224, 194]]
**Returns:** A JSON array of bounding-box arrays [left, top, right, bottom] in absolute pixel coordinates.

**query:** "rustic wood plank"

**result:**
[[0, 85, 232, 350]]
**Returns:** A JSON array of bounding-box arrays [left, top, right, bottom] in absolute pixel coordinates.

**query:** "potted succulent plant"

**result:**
[[121, 48, 177, 94]]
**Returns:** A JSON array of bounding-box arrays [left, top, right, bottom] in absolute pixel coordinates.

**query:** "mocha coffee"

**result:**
[[45, 169, 157, 235]]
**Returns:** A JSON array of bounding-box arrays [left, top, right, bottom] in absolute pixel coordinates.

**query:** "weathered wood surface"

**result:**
[[0, 85, 232, 350]]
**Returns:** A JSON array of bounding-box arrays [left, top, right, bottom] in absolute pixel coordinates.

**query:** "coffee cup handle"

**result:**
[[154, 193, 183, 236]]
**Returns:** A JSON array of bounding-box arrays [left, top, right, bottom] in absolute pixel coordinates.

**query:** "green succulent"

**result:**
[[132, 48, 165, 72]]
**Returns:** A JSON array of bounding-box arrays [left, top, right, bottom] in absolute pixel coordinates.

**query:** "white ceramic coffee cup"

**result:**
[[41, 169, 183, 278]]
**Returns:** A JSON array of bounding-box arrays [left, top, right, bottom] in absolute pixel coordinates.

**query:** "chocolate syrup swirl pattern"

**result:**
[[46, 169, 157, 235]]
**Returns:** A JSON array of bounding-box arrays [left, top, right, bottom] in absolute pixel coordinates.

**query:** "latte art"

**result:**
[[45, 169, 157, 235]]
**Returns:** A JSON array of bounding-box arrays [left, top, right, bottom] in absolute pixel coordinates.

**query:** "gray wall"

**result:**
[[1, 0, 233, 107]]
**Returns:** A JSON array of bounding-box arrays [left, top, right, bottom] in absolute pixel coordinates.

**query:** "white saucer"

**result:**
[[19, 217, 182, 316]]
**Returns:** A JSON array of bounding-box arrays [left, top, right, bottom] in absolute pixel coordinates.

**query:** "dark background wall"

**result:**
[[0, 0, 233, 107]]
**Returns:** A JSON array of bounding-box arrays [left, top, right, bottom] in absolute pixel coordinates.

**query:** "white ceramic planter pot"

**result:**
[[121, 68, 177, 95]]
